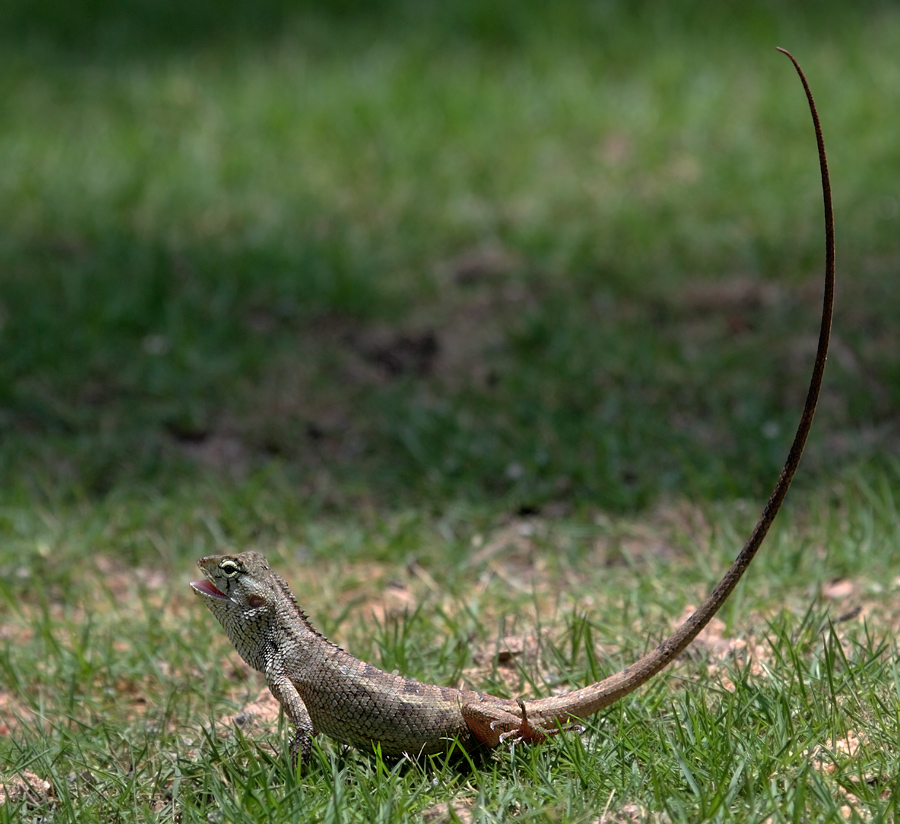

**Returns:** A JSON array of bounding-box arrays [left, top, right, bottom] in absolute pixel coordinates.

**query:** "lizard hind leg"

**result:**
[[463, 698, 586, 750], [499, 699, 549, 746], [497, 700, 586, 748]]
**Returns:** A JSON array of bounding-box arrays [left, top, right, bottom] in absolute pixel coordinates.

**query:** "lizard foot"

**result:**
[[289, 728, 315, 769], [493, 699, 586, 748]]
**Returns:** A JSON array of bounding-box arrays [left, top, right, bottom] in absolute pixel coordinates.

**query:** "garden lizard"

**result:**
[[191, 49, 834, 764]]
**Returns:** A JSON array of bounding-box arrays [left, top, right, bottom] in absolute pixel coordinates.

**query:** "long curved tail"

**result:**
[[531, 47, 835, 720]]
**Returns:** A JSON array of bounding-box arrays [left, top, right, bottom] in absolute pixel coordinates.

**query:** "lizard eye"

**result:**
[[219, 559, 241, 578]]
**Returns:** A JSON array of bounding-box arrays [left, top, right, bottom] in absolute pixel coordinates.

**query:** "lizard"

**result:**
[[191, 48, 834, 765]]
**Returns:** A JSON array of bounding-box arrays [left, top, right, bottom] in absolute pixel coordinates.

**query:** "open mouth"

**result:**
[[190, 579, 229, 600]]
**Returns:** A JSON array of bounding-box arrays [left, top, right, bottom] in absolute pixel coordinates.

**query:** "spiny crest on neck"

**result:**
[[271, 570, 346, 651]]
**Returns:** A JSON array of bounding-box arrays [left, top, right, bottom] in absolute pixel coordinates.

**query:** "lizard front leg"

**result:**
[[461, 698, 585, 749], [265, 669, 316, 766]]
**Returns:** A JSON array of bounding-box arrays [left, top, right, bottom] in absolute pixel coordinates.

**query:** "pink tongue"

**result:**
[[192, 579, 227, 598]]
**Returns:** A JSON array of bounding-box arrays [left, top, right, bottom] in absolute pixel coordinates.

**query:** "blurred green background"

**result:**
[[1, 0, 898, 518]]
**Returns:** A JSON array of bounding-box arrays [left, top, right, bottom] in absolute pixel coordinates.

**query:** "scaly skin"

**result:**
[[191, 48, 834, 764]]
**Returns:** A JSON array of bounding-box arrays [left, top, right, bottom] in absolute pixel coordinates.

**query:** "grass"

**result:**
[[4, 474, 900, 821], [1, 1, 900, 821]]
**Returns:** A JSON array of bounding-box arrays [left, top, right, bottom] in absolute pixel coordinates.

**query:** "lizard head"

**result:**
[[191, 551, 280, 668], [191, 551, 275, 612]]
